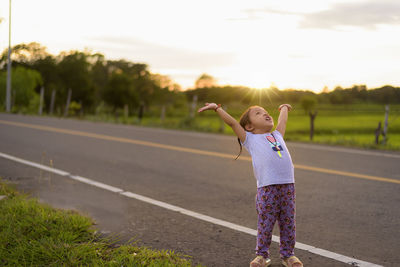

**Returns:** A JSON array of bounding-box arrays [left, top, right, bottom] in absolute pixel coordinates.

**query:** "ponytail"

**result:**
[[235, 137, 242, 160]]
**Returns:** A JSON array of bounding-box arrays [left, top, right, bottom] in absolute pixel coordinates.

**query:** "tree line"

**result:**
[[0, 42, 184, 117], [1, 42, 399, 118], [186, 84, 400, 109]]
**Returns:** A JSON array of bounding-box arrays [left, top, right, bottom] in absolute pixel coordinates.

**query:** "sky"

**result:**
[[0, 0, 400, 92]]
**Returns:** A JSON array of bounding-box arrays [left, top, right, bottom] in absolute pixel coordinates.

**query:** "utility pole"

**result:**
[[6, 0, 12, 112]]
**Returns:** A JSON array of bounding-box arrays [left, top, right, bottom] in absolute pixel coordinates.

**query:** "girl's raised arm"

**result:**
[[275, 104, 292, 137], [198, 103, 246, 142]]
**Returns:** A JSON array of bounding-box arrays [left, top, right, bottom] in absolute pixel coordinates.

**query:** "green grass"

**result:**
[[283, 106, 400, 150], [0, 180, 200, 266], [86, 104, 399, 150], [5, 103, 400, 150]]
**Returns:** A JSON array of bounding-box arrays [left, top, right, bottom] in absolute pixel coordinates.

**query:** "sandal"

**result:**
[[282, 256, 303, 267], [250, 256, 272, 267]]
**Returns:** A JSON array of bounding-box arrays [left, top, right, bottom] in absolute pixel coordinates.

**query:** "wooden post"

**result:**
[[123, 104, 129, 123], [382, 105, 389, 145], [64, 88, 72, 117], [124, 104, 129, 118], [375, 121, 381, 145], [38, 86, 44, 115], [138, 102, 144, 123], [160, 104, 166, 123], [49, 89, 56, 115], [309, 111, 317, 141], [190, 95, 198, 118]]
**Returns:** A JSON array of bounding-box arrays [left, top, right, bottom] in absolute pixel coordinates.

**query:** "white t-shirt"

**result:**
[[242, 130, 294, 188]]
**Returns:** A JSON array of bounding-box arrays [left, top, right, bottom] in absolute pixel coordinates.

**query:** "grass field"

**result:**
[[0, 180, 200, 266], [85, 104, 400, 151], [3, 103, 399, 151]]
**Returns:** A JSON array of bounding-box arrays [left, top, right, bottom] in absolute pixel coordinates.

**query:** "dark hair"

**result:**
[[235, 106, 260, 160]]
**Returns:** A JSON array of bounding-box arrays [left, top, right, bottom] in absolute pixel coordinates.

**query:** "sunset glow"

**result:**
[[1, 0, 400, 92]]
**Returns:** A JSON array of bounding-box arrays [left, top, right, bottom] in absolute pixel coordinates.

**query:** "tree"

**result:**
[[57, 51, 94, 111], [31, 55, 62, 111], [105, 60, 159, 109], [0, 42, 49, 69], [0, 66, 42, 111], [300, 95, 318, 141], [90, 53, 108, 108], [195, 73, 216, 88], [0, 43, 63, 114], [151, 74, 180, 105], [103, 71, 138, 114]]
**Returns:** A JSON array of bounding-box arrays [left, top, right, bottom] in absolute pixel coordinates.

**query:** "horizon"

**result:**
[[1, 0, 400, 92]]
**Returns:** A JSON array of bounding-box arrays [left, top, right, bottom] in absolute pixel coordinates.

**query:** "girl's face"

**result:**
[[247, 107, 274, 133]]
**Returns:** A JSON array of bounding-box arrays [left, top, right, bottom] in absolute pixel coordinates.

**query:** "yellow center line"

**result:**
[[1, 119, 399, 185]]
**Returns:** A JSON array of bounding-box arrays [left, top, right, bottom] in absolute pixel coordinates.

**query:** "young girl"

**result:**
[[198, 103, 303, 267]]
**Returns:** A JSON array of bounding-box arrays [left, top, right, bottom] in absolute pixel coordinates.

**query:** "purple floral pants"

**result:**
[[255, 183, 296, 259]]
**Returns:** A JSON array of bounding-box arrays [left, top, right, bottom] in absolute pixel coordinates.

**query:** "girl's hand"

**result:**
[[198, 103, 218, 113], [279, 104, 292, 112]]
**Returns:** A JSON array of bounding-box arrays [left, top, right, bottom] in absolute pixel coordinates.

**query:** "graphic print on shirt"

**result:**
[[266, 134, 283, 158]]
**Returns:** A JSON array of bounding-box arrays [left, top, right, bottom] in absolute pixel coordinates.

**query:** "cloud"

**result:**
[[227, 8, 301, 21], [245, 8, 301, 17], [89, 36, 235, 70], [232, 1, 400, 30], [298, 0, 400, 30]]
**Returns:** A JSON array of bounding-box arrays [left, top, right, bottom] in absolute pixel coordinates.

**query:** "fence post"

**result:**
[[160, 104, 166, 123], [138, 102, 144, 123], [375, 121, 381, 145], [38, 86, 44, 115], [124, 104, 129, 118], [382, 105, 389, 145], [49, 89, 56, 115], [309, 111, 318, 141], [64, 88, 72, 117], [190, 95, 198, 118]]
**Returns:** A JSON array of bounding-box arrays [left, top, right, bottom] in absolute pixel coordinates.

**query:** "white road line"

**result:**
[[0, 152, 70, 176], [0, 151, 383, 267], [69, 175, 124, 193]]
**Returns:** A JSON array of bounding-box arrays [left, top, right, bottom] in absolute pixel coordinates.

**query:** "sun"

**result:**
[[243, 76, 277, 91], [245, 79, 272, 90]]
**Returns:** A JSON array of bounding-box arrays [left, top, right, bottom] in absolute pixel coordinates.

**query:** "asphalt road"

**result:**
[[0, 113, 399, 267]]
